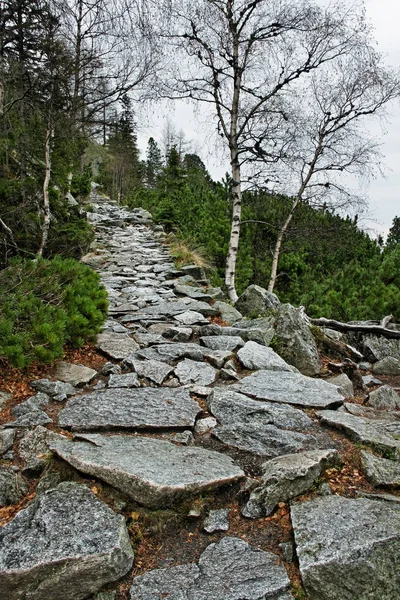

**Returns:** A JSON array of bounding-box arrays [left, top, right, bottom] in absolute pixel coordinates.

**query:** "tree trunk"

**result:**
[[267, 195, 301, 293], [310, 317, 400, 339], [225, 151, 241, 302], [37, 127, 52, 258]]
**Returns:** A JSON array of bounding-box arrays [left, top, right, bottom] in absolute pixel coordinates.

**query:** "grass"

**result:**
[[167, 234, 211, 270]]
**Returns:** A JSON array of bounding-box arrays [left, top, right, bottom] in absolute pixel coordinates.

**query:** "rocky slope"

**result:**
[[1, 191, 400, 600]]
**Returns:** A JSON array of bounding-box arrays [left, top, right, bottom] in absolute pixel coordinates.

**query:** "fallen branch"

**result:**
[[311, 317, 400, 339]]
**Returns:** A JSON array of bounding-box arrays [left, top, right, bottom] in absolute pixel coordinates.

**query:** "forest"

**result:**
[[1, 0, 400, 367]]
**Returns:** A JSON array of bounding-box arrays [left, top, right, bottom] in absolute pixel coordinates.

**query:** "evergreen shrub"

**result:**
[[0, 256, 108, 367]]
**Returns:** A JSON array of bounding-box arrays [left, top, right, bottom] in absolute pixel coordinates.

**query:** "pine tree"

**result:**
[[145, 137, 163, 188]]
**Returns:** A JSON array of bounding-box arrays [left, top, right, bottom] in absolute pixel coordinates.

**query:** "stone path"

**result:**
[[1, 192, 400, 599]]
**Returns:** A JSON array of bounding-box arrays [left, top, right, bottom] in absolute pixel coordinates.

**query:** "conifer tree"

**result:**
[[145, 137, 163, 188]]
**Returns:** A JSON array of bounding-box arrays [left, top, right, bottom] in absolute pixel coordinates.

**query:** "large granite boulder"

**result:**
[[234, 370, 344, 409], [0, 482, 134, 600], [291, 495, 400, 600], [130, 536, 293, 600], [372, 356, 400, 376], [273, 304, 321, 376], [58, 388, 201, 431], [50, 434, 244, 508], [242, 449, 338, 518], [235, 285, 280, 317]]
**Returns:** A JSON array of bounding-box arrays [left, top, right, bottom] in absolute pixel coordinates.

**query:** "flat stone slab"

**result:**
[[360, 450, 400, 487], [136, 343, 205, 363], [58, 388, 201, 431], [54, 361, 97, 387], [130, 359, 174, 384], [208, 388, 326, 457], [129, 536, 293, 599], [237, 341, 295, 371], [317, 410, 400, 457], [135, 300, 218, 318], [96, 333, 139, 360], [200, 335, 245, 351], [108, 373, 140, 388], [234, 370, 344, 409], [50, 434, 244, 508], [174, 311, 209, 325], [291, 495, 400, 600], [243, 449, 338, 518], [175, 359, 217, 386], [0, 429, 15, 456], [0, 482, 133, 600]]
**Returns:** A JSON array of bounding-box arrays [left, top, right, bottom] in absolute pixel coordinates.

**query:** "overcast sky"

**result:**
[[137, 0, 400, 238]]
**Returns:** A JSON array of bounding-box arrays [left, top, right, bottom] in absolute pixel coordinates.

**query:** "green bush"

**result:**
[[0, 256, 108, 367]]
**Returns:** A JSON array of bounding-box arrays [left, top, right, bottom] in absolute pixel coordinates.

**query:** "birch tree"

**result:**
[[265, 47, 400, 292], [155, 0, 368, 301]]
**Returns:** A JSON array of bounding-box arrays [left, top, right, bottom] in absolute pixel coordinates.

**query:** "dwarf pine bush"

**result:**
[[0, 256, 108, 367]]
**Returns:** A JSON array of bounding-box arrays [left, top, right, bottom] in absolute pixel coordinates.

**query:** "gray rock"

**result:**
[[130, 359, 174, 384], [59, 388, 201, 431], [174, 284, 212, 301], [12, 393, 49, 417], [214, 301, 243, 324], [174, 311, 209, 325], [317, 410, 400, 457], [0, 390, 12, 409], [209, 388, 327, 457], [0, 467, 28, 506], [242, 449, 338, 518], [191, 386, 212, 398], [200, 335, 244, 351], [237, 341, 295, 372], [362, 374, 382, 387], [367, 385, 400, 410], [108, 373, 140, 388], [101, 362, 122, 376], [175, 359, 217, 386], [372, 356, 400, 376], [0, 429, 15, 456], [291, 495, 400, 600], [327, 373, 354, 398], [234, 317, 277, 346], [220, 368, 239, 380], [202, 349, 233, 368], [130, 536, 293, 600], [54, 361, 97, 386], [235, 370, 344, 409], [136, 342, 205, 364], [50, 434, 244, 508], [0, 482, 134, 600], [363, 335, 400, 362], [18, 426, 65, 474], [96, 593, 116, 600], [235, 284, 280, 316], [274, 304, 321, 376], [30, 379, 76, 398], [195, 417, 217, 435], [169, 431, 194, 445], [209, 388, 313, 431], [279, 542, 294, 563], [136, 300, 218, 318], [132, 332, 164, 347], [162, 326, 193, 342], [203, 509, 229, 533], [214, 425, 315, 458], [97, 332, 139, 360], [181, 264, 206, 280], [360, 450, 400, 487], [7, 409, 52, 428]]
